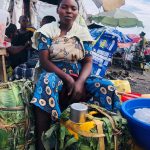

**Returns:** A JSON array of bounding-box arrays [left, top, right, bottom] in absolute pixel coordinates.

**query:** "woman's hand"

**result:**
[[65, 75, 75, 96], [71, 79, 85, 102]]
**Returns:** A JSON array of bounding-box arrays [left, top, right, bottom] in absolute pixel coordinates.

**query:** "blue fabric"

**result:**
[[106, 29, 132, 43], [31, 34, 120, 121], [32, 72, 120, 121], [37, 33, 52, 51], [13, 51, 39, 81], [89, 28, 132, 43], [13, 63, 35, 81]]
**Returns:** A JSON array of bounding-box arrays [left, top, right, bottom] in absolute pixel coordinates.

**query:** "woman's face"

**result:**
[[57, 0, 79, 25]]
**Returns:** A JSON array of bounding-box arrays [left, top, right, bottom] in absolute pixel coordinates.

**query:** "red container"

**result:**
[[121, 93, 142, 102]]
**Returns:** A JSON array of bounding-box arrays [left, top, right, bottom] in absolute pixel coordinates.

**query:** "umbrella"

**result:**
[[90, 8, 144, 28]]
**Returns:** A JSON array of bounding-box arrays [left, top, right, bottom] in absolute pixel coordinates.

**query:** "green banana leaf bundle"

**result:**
[[42, 104, 134, 150], [0, 80, 35, 150]]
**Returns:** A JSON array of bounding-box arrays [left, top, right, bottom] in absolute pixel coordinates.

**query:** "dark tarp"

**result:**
[[39, 0, 58, 5]]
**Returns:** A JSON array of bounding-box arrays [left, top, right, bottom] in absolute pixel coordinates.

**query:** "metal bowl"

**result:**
[[70, 103, 88, 123]]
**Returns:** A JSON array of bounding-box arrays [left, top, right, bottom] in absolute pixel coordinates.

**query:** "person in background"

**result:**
[[31, 0, 120, 149], [139, 31, 146, 52], [6, 23, 30, 55], [13, 15, 56, 81], [8, 15, 34, 69], [40, 15, 56, 27], [5, 23, 33, 79]]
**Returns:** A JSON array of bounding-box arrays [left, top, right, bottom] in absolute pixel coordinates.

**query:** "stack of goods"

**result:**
[[0, 80, 34, 150], [42, 103, 133, 150]]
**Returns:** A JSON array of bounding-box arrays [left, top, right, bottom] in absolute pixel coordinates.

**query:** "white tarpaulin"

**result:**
[[32, 0, 101, 28], [0, 0, 10, 10], [92, 0, 103, 8], [12, 0, 24, 28], [36, 1, 59, 21], [0, 0, 125, 29], [81, 0, 100, 16]]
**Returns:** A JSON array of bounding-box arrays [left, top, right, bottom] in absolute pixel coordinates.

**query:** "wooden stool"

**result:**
[[0, 48, 7, 82]]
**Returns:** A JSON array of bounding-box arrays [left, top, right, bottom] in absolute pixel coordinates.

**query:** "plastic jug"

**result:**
[[0, 9, 10, 47]]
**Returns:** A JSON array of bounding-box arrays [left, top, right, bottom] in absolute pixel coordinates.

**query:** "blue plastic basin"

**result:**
[[121, 98, 150, 150]]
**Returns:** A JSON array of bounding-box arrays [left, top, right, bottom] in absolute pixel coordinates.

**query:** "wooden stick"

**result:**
[[2, 55, 7, 82]]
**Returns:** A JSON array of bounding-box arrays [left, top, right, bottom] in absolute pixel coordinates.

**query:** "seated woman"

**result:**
[[31, 0, 120, 149]]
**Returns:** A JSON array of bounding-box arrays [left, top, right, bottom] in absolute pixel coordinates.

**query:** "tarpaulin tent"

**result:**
[[2, 0, 125, 28]]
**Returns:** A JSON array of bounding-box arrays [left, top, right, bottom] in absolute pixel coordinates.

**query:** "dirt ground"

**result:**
[[128, 70, 150, 94], [108, 66, 150, 94]]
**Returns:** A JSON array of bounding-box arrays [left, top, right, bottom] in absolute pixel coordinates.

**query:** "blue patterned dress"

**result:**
[[31, 34, 120, 121]]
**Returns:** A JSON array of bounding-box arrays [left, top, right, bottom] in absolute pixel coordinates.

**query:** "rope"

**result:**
[[83, 103, 121, 150], [94, 119, 105, 150]]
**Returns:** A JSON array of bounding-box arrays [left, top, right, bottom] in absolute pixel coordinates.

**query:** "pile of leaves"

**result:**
[[42, 104, 134, 150], [0, 80, 34, 150]]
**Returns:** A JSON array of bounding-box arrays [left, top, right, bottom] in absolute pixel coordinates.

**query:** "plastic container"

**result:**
[[121, 92, 141, 102], [121, 98, 150, 150], [0, 9, 10, 47]]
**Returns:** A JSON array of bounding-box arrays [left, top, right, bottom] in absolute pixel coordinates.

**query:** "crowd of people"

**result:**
[[5, 0, 121, 150]]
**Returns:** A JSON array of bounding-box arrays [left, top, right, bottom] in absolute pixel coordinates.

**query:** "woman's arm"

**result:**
[[77, 42, 93, 84], [71, 42, 93, 100], [40, 50, 75, 95], [7, 46, 26, 54], [6, 41, 31, 54], [77, 56, 92, 84], [40, 50, 71, 81]]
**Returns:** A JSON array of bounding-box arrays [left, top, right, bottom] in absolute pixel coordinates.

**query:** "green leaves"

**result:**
[[60, 125, 66, 150], [42, 104, 133, 150], [0, 80, 34, 150], [79, 144, 92, 150], [42, 124, 59, 150], [0, 129, 8, 149], [64, 137, 77, 149]]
